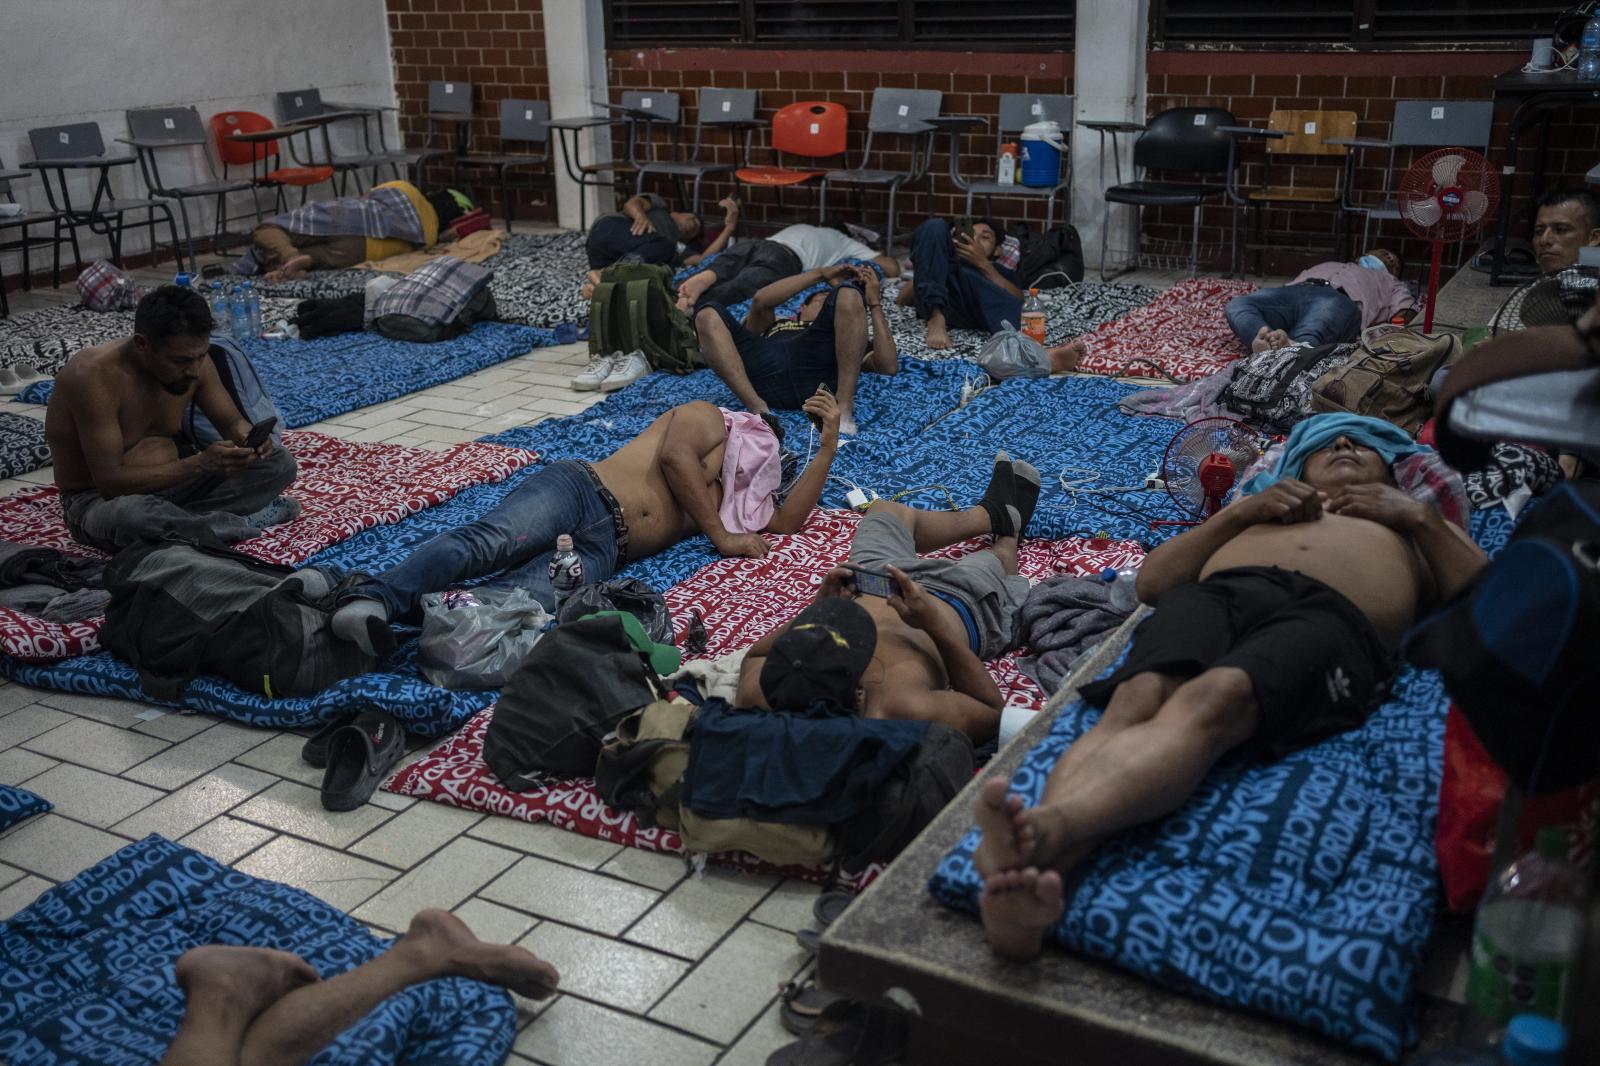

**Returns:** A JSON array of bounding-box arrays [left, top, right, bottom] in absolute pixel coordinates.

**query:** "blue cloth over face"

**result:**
[[1241, 413, 1429, 495]]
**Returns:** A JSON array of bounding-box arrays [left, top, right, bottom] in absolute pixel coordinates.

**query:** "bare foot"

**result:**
[[175, 945, 320, 1021], [1250, 325, 1274, 354], [979, 867, 1065, 961], [1267, 329, 1291, 349], [674, 271, 713, 313], [926, 311, 952, 350], [399, 909, 560, 999], [894, 282, 915, 307], [972, 777, 1032, 877], [1047, 338, 1086, 374], [839, 408, 859, 437]]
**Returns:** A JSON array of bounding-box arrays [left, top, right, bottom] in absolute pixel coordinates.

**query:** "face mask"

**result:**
[[1359, 255, 1387, 271]]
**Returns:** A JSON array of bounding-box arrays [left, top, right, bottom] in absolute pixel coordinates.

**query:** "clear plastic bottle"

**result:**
[[547, 534, 584, 611], [1579, 16, 1600, 82], [229, 282, 251, 339], [1020, 287, 1046, 345], [1408, 1014, 1567, 1066], [244, 281, 262, 339], [209, 282, 232, 337], [1097, 567, 1141, 613], [1467, 827, 1585, 1030], [173, 271, 193, 289]]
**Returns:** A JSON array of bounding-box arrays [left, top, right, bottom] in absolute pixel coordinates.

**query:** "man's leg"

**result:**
[[947, 265, 1022, 334], [694, 303, 773, 414], [1226, 287, 1311, 351], [978, 667, 1258, 960], [234, 910, 557, 1066], [1288, 289, 1363, 346], [862, 449, 1040, 550], [908, 218, 955, 349], [161, 946, 320, 1066], [828, 285, 868, 435], [676, 242, 758, 310], [174, 448, 298, 519]]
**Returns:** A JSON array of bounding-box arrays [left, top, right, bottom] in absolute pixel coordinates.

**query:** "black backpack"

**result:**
[[99, 539, 374, 701], [836, 722, 975, 873], [1218, 341, 1351, 433], [1015, 223, 1085, 288]]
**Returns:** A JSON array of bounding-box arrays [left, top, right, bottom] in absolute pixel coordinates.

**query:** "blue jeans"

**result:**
[[1225, 284, 1363, 348], [908, 218, 1021, 332], [356, 460, 623, 620]]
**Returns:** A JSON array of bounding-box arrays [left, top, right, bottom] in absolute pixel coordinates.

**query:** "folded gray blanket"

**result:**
[[1017, 572, 1139, 694]]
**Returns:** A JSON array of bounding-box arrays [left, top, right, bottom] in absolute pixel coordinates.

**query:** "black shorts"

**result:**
[[1078, 566, 1396, 760]]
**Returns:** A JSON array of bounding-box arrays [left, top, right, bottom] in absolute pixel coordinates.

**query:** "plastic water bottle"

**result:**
[[244, 281, 262, 339], [1098, 567, 1140, 612], [1467, 828, 1585, 1032], [209, 283, 232, 337], [229, 283, 251, 339], [547, 534, 584, 611], [1020, 287, 1046, 345], [173, 271, 193, 289], [1409, 1015, 1569, 1066], [1579, 16, 1600, 82]]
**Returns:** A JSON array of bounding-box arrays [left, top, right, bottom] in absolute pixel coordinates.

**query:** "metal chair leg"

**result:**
[[817, 179, 827, 223], [1099, 200, 1112, 282], [885, 183, 897, 258], [1190, 203, 1201, 277], [175, 199, 197, 274]]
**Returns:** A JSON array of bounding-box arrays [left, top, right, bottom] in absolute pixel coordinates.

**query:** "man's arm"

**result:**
[[1136, 480, 1325, 604], [62, 373, 250, 497], [766, 390, 840, 534], [871, 254, 902, 278], [657, 402, 766, 557], [877, 565, 1002, 742], [954, 234, 1024, 299], [622, 195, 658, 235], [1325, 484, 1487, 600], [853, 267, 899, 375], [682, 198, 740, 267], [742, 265, 846, 334]]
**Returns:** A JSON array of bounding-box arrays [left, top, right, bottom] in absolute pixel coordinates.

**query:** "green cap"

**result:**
[[585, 610, 681, 676], [1535, 826, 1570, 861]]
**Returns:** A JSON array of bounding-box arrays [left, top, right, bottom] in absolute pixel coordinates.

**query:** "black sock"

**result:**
[[1012, 460, 1042, 539], [978, 451, 1015, 537]]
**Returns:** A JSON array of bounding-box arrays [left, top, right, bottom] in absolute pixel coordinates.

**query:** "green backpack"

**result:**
[[588, 262, 703, 374]]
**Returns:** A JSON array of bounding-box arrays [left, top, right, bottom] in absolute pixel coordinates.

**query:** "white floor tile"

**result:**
[[514, 996, 719, 1066], [23, 764, 163, 828], [0, 685, 43, 715], [36, 691, 153, 727], [177, 817, 278, 866], [713, 998, 799, 1066], [466, 818, 621, 870], [349, 800, 481, 868], [235, 836, 395, 912], [625, 869, 778, 961], [0, 814, 129, 881], [0, 704, 74, 750], [122, 721, 270, 790], [114, 763, 277, 840], [231, 780, 394, 848], [0, 875, 53, 919], [481, 856, 659, 936], [233, 732, 324, 787], [597, 847, 690, 893], [352, 836, 521, 932], [22, 717, 169, 774], [452, 897, 539, 945], [0, 862, 21, 890], [747, 879, 825, 935], [518, 921, 688, 1014], [648, 922, 810, 1044], [131, 711, 220, 743], [0, 747, 56, 786]]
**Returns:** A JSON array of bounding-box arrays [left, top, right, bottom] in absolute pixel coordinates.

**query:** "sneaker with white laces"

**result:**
[[571, 353, 616, 391], [600, 350, 650, 392]]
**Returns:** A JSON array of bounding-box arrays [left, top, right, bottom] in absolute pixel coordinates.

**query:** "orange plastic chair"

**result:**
[[735, 101, 848, 188], [210, 111, 334, 208]]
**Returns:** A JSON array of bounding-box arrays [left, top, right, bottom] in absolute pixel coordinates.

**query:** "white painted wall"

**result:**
[[1072, 0, 1149, 271], [1, 0, 399, 278]]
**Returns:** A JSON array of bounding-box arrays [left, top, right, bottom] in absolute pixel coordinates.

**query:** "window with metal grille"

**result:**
[[1151, 0, 1574, 47], [605, 0, 1073, 47]]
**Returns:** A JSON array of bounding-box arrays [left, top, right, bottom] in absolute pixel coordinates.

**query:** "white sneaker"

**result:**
[[571, 353, 615, 391], [600, 350, 650, 392]]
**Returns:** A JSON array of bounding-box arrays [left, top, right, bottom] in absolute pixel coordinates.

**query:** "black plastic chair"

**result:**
[[455, 99, 552, 233], [1091, 106, 1237, 278], [276, 87, 408, 193], [548, 91, 681, 230], [420, 80, 477, 180], [634, 88, 759, 212], [0, 158, 78, 318], [820, 88, 942, 254], [24, 122, 181, 273], [122, 107, 257, 273], [955, 93, 1075, 230]]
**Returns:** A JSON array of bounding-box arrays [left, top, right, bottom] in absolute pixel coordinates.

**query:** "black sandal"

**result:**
[[320, 708, 405, 811], [766, 1000, 907, 1066], [779, 978, 848, 1037]]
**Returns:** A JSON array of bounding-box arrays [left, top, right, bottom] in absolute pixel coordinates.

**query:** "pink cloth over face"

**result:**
[[1292, 261, 1418, 328], [718, 408, 781, 534]]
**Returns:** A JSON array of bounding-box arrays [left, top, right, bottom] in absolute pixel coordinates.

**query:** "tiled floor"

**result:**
[[0, 247, 1212, 1063]]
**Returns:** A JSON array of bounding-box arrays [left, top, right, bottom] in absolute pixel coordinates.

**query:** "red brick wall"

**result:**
[[386, 0, 556, 224], [607, 47, 1073, 240], [1143, 51, 1600, 277]]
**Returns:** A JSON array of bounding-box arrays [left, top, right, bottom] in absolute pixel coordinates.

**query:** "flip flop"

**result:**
[[301, 712, 358, 769], [8, 364, 46, 386], [779, 979, 849, 1037], [813, 890, 853, 929], [320, 708, 405, 811], [766, 1001, 907, 1066], [0, 368, 23, 396]]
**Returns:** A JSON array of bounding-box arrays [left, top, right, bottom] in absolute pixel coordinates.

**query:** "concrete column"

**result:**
[[1071, 0, 1149, 271], [542, 0, 611, 230]]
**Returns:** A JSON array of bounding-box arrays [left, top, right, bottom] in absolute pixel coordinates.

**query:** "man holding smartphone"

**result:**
[[736, 452, 1041, 743], [46, 286, 297, 552]]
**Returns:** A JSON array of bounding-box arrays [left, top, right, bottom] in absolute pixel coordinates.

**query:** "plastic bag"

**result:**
[[977, 321, 1050, 380], [556, 578, 673, 644], [418, 586, 549, 690]]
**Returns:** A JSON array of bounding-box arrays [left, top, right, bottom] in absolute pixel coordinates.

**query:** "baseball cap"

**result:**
[[758, 598, 876, 709]]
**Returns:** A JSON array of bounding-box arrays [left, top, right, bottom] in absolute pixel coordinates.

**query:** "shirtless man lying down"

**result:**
[[969, 414, 1486, 960]]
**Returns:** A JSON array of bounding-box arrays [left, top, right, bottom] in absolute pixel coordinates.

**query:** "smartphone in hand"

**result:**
[[844, 563, 901, 599], [244, 417, 278, 450]]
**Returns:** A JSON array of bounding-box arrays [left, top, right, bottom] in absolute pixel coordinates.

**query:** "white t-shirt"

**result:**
[[770, 224, 878, 271]]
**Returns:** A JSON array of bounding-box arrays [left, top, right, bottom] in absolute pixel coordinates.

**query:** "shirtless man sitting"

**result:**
[[736, 453, 1043, 743], [46, 285, 298, 553], [329, 394, 842, 655], [968, 415, 1487, 961]]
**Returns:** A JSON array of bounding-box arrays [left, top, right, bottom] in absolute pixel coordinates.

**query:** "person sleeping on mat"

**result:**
[[966, 413, 1487, 962], [159, 908, 558, 1066], [323, 394, 843, 655], [735, 451, 1044, 744], [579, 193, 740, 297], [247, 182, 470, 283], [1224, 247, 1414, 353], [46, 285, 298, 553], [672, 222, 902, 313], [693, 263, 897, 438]]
